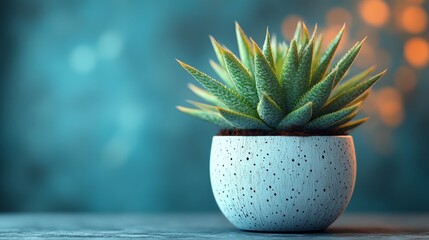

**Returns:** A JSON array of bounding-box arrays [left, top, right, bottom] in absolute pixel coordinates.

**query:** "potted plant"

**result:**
[[177, 22, 385, 232]]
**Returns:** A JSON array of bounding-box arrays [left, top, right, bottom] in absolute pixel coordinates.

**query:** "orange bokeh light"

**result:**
[[404, 37, 429, 68], [359, 0, 390, 27], [282, 15, 303, 40], [375, 87, 403, 127], [400, 6, 427, 34], [394, 66, 418, 93]]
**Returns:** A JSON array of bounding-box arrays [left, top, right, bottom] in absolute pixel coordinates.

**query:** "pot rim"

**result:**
[[213, 135, 352, 139]]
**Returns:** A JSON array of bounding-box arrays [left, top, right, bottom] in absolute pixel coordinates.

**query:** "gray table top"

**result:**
[[0, 213, 427, 239]]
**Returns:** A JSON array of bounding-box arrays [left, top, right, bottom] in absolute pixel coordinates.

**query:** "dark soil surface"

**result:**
[[217, 129, 348, 136]]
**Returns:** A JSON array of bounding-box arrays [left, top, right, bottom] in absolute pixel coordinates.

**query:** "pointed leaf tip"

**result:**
[[262, 27, 275, 70], [235, 21, 240, 28], [181, 63, 256, 115], [266, 26, 270, 34], [178, 106, 233, 128], [235, 22, 255, 77], [209, 35, 228, 69], [331, 40, 365, 87], [310, 23, 318, 40], [177, 59, 187, 67], [310, 25, 345, 86], [335, 117, 369, 133], [209, 35, 222, 48], [302, 22, 310, 36], [257, 93, 283, 127]]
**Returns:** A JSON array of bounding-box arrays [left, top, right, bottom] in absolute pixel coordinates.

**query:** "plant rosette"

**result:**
[[177, 22, 384, 232]]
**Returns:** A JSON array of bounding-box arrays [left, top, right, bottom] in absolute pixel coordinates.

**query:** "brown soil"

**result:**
[[217, 129, 348, 136]]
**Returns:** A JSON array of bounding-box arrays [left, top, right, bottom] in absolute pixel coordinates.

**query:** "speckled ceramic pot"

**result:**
[[210, 136, 356, 232]]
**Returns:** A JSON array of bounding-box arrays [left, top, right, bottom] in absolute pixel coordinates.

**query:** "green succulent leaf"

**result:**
[[278, 102, 313, 129], [295, 40, 314, 98], [334, 117, 369, 133], [312, 34, 324, 70], [333, 65, 375, 95], [209, 60, 234, 89], [187, 83, 225, 107], [209, 36, 226, 68], [295, 68, 337, 113], [178, 60, 256, 116], [257, 93, 284, 127], [293, 21, 310, 47], [329, 106, 360, 129], [235, 22, 254, 77], [222, 48, 259, 107], [347, 90, 370, 107], [304, 104, 359, 130], [187, 100, 218, 112], [262, 28, 275, 71], [311, 25, 344, 86], [293, 21, 302, 42], [332, 39, 365, 87], [281, 40, 299, 110], [217, 107, 271, 130], [322, 70, 386, 114], [310, 24, 318, 40], [301, 22, 310, 41], [177, 106, 233, 128], [273, 42, 288, 79], [253, 41, 284, 108]]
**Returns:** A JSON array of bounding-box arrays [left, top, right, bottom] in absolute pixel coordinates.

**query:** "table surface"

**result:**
[[0, 213, 428, 239]]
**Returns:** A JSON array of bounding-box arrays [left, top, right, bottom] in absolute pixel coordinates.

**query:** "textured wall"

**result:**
[[0, 0, 428, 212]]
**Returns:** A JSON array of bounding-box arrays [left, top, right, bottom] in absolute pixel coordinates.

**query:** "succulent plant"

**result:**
[[177, 22, 385, 134]]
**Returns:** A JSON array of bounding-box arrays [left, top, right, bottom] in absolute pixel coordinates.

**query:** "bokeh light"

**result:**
[[394, 66, 418, 93], [359, 0, 390, 27], [98, 31, 124, 60], [69, 45, 97, 74], [375, 87, 404, 127], [404, 37, 429, 68], [400, 6, 427, 34]]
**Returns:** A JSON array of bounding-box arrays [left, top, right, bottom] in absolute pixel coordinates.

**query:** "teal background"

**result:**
[[0, 0, 428, 212]]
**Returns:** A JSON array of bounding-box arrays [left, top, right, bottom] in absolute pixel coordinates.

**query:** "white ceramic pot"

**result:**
[[210, 136, 356, 232]]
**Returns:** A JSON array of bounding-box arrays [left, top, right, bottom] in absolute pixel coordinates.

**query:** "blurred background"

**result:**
[[0, 0, 428, 213]]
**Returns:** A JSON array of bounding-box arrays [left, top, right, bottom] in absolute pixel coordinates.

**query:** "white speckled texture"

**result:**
[[210, 136, 356, 232]]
